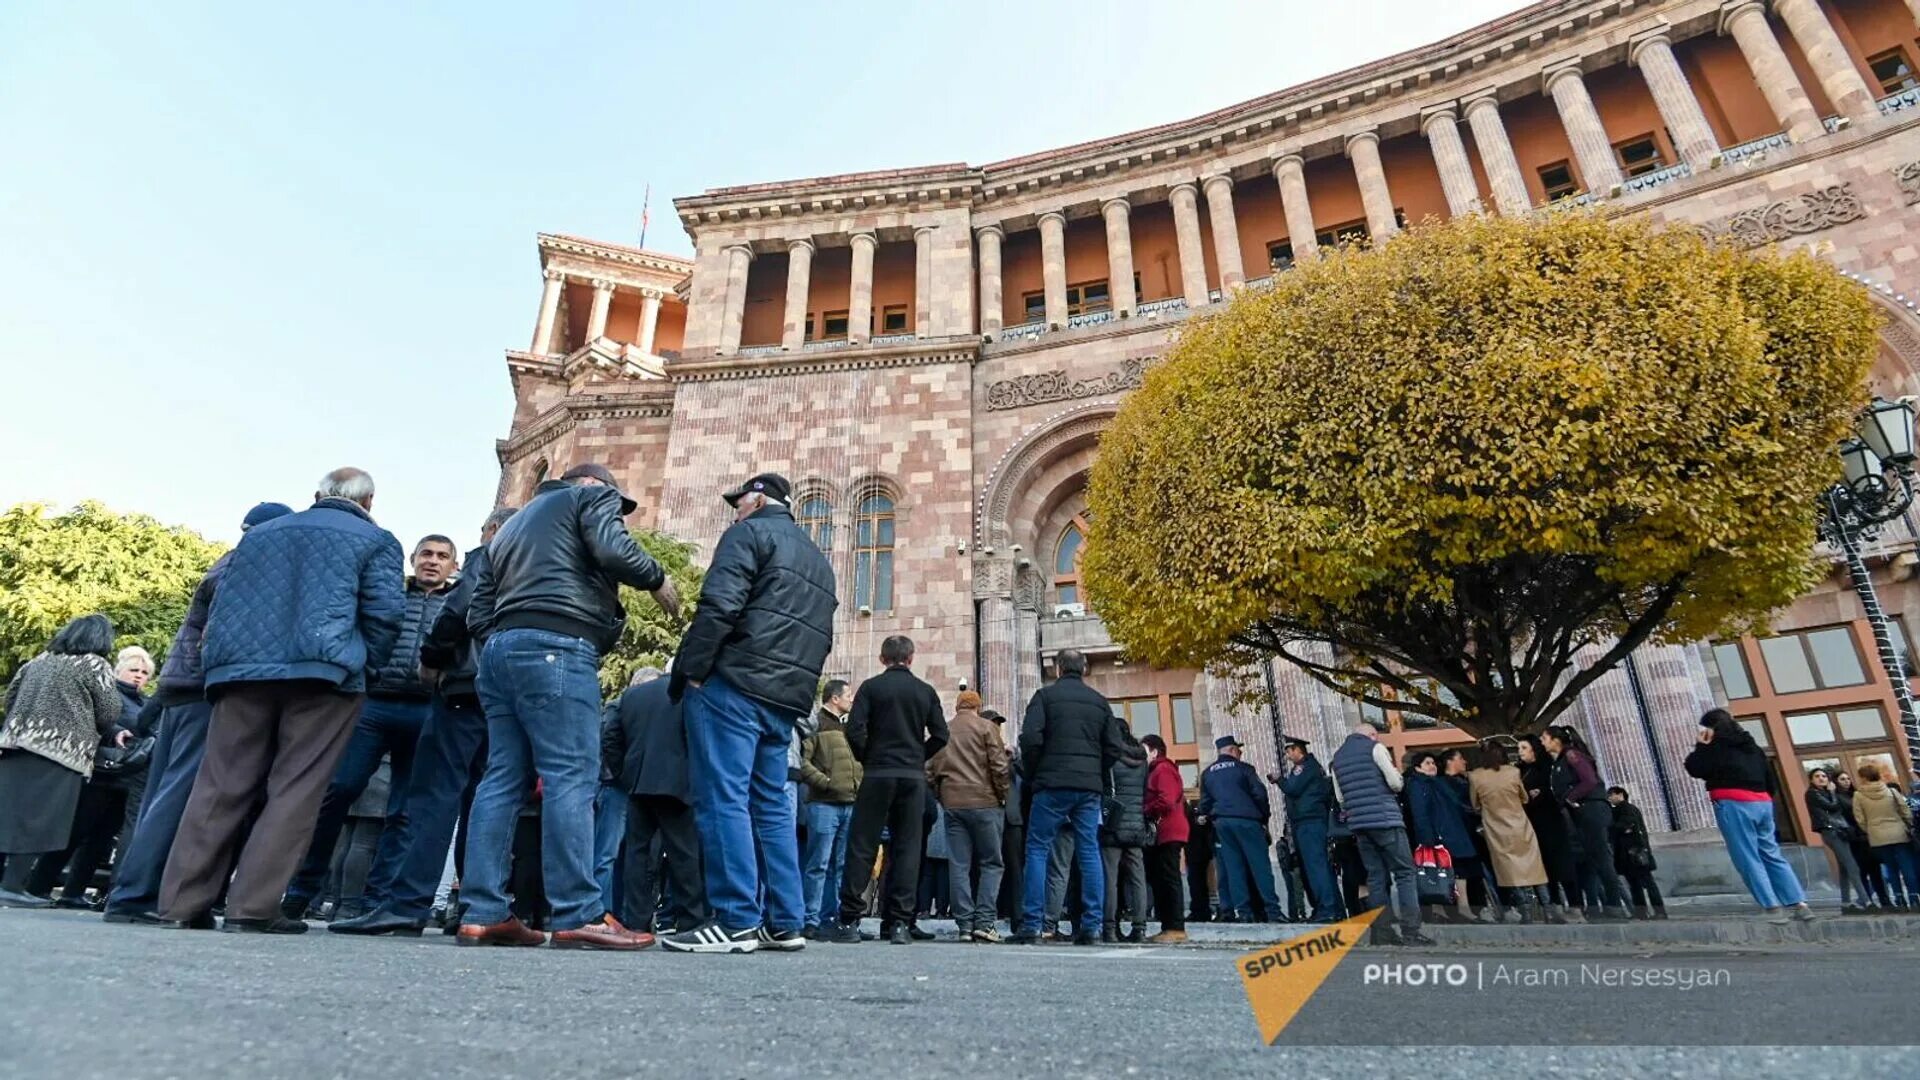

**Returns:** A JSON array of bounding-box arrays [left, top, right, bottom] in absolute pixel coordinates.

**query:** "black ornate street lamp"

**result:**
[[1818, 396, 1920, 782]]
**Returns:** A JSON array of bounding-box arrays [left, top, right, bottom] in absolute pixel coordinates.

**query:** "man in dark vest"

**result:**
[[1273, 736, 1342, 922], [1328, 721, 1432, 946]]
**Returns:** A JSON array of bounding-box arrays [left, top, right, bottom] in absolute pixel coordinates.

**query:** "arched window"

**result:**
[[529, 458, 549, 496], [798, 496, 833, 552], [1054, 515, 1088, 607], [853, 492, 895, 611]]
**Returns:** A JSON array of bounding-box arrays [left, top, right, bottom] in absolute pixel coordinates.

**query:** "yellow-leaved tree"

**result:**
[[1082, 213, 1880, 737]]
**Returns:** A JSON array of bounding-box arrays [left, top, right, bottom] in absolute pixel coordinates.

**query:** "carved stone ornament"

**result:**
[[1698, 183, 1867, 249], [1895, 162, 1920, 207], [984, 356, 1150, 412]]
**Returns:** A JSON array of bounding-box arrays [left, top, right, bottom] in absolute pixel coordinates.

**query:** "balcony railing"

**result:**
[[1823, 114, 1848, 134], [1038, 612, 1119, 654], [1065, 309, 1115, 329], [801, 338, 852, 353], [996, 322, 1047, 343], [870, 332, 916, 345], [1545, 189, 1606, 212], [1244, 275, 1274, 290], [1619, 161, 1692, 196], [1879, 87, 1920, 116], [1721, 130, 1792, 165], [737, 344, 780, 357], [1135, 297, 1188, 316]]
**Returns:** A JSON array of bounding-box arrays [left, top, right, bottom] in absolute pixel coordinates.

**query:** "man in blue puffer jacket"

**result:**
[[158, 468, 405, 933]]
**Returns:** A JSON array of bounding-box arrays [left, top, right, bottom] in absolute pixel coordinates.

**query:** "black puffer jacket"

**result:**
[[1101, 730, 1151, 846], [670, 504, 837, 717], [469, 481, 665, 654], [419, 545, 489, 702], [155, 550, 233, 702], [367, 579, 452, 699], [1018, 674, 1130, 794]]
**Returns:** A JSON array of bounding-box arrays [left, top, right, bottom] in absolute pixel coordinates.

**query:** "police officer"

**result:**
[[1197, 735, 1280, 922]]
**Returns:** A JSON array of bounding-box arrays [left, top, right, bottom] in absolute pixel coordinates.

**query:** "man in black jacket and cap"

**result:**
[[332, 506, 516, 936], [608, 665, 709, 933], [1272, 736, 1342, 922], [1013, 649, 1129, 945], [458, 464, 677, 951], [826, 635, 948, 944], [664, 471, 837, 954]]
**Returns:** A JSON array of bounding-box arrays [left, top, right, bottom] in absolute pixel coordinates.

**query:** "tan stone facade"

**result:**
[[498, 0, 1920, 840]]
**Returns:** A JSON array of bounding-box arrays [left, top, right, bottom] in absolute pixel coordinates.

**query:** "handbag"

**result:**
[[1413, 843, 1456, 904], [94, 735, 156, 779]]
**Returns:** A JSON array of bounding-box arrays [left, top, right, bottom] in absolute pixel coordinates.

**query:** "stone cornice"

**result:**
[[498, 390, 676, 464], [538, 233, 692, 277], [675, 164, 984, 227], [664, 338, 980, 382]]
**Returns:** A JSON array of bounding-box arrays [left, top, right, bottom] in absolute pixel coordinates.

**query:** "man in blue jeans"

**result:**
[[664, 472, 837, 954], [1273, 736, 1342, 921], [1200, 734, 1281, 922], [458, 464, 676, 950], [103, 501, 293, 925], [1012, 649, 1129, 946], [796, 679, 860, 936]]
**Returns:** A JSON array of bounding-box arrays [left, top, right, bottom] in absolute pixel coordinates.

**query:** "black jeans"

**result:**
[[29, 782, 130, 900], [1354, 826, 1421, 934], [999, 821, 1025, 922], [1569, 799, 1630, 910], [838, 776, 925, 925], [620, 794, 706, 931], [1147, 842, 1186, 932], [1620, 864, 1664, 910]]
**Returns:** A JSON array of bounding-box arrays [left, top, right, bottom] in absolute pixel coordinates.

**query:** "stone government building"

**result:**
[[498, 0, 1920, 851]]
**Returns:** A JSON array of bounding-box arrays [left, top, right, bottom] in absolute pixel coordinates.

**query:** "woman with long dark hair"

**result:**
[[1834, 771, 1892, 908], [1804, 767, 1870, 914], [1515, 735, 1582, 921], [1541, 724, 1632, 920], [0, 614, 129, 907], [1685, 708, 1813, 923]]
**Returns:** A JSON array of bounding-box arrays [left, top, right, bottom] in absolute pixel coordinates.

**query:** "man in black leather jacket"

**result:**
[[282, 533, 460, 920], [332, 506, 516, 937], [454, 464, 677, 951], [663, 472, 837, 954]]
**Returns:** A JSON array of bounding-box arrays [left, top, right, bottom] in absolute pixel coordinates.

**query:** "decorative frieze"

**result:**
[[984, 356, 1150, 412], [1895, 161, 1920, 206], [1698, 183, 1867, 248]]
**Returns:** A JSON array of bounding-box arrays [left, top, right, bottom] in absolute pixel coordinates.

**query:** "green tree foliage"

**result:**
[[1083, 213, 1880, 737], [599, 528, 705, 697], [0, 502, 226, 682]]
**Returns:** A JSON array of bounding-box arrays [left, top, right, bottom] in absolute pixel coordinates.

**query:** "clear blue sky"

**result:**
[[0, 0, 1518, 554]]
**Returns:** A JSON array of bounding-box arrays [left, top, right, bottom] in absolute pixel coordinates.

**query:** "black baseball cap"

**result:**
[[1216, 735, 1245, 750], [561, 463, 638, 515], [722, 472, 791, 506]]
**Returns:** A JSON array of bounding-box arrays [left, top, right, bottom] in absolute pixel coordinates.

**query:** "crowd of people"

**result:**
[[4, 463, 1920, 952]]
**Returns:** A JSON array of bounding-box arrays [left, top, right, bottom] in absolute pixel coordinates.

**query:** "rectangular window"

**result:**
[[1758, 635, 1817, 694], [1612, 134, 1665, 178], [1072, 280, 1111, 315], [1785, 711, 1837, 746], [1109, 697, 1161, 741], [1869, 47, 1919, 95], [1756, 626, 1871, 694], [1171, 694, 1195, 745], [1022, 292, 1046, 322], [802, 316, 814, 342], [1269, 240, 1296, 273], [821, 310, 849, 340], [1315, 220, 1369, 248], [1804, 627, 1867, 687], [881, 305, 909, 332], [1735, 717, 1771, 749], [1712, 642, 1755, 700], [1178, 763, 1200, 789], [1359, 699, 1388, 731], [1834, 707, 1887, 742], [1539, 160, 1579, 201]]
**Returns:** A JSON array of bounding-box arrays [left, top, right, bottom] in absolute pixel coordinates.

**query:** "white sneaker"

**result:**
[[756, 926, 806, 951], [661, 922, 760, 954]]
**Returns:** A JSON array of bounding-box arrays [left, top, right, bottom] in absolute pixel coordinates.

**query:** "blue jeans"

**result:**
[[1293, 817, 1341, 920], [465, 629, 605, 931], [686, 676, 805, 933], [593, 783, 627, 918], [1215, 817, 1280, 919], [1874, 843, 1920, 903], [1022, 789, 1104, 937], [105, 700, 213, 915], [364, 695, 487, 921], [802, 801, 853, 928], [284, 695, 429, 906], [1713, 798, 1806, 909]]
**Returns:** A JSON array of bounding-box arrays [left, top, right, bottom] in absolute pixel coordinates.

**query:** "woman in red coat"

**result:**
[[1141, 735, 1190, 942]]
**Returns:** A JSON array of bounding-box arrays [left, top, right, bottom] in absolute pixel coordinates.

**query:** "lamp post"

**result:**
[[1818, 397, 1920, 782]]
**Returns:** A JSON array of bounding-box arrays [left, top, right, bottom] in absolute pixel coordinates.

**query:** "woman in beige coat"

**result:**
[[1466, 741, 1559, 923]]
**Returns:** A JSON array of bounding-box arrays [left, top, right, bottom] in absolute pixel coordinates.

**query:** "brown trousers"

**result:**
[[159, 682, 362, 922]]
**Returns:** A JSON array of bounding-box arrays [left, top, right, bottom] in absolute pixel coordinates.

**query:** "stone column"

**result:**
[[1630, 32, 1723, 172], [1038, 211, 1068, 326], [1270, 155, 1319, 263], [585, 278, 614, 342], [1101, 198, 1136, 315], [978, 595, 1017, 720], [1544, 63, 1625, 195], [1463, 90, 1532, 215], [781, 239, 813, 349], [1422, 106, 1482, 216], [1344, 134, 1398, 241], [718, 244, 753, 355], [976, 225, 1004, 334], [1775, 0, 1878, 122], [530, 269, 564, 353], [848, 232, 876, 344], [913, 226, 934, 337], [1201, 173, 1246, 291], [637, 290, 662, 357], [1168, 183, 1211, 308], [1720, 1, 1824, 143]]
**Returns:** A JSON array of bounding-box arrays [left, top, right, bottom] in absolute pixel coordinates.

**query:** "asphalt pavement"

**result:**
[[0, 908, 1910, 1078]]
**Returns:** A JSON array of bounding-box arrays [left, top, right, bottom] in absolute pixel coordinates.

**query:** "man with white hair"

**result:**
[[158, 468, 405, 933]]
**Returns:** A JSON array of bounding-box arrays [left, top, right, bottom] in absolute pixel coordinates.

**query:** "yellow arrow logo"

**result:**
[[1236, 908, 1383, 1045]]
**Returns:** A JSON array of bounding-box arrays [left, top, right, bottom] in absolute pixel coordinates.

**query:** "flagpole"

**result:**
[[639, 183, 650, 249]]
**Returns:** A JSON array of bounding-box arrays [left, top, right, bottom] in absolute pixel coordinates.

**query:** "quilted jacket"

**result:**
[[201, 498, 406, 694], [156, 550, 233, 699], [366, 578, 453, 699]]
